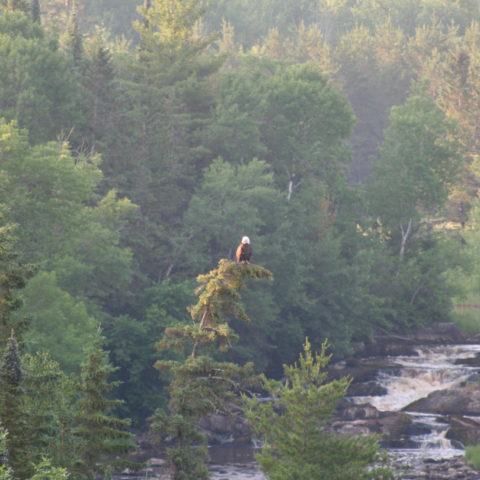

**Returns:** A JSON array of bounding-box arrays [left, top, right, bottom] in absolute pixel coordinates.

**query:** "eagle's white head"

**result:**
[[241, 236, 250, 244]]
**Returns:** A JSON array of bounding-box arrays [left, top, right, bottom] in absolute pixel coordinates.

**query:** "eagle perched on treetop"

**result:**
[[236, 236, 252, 263]]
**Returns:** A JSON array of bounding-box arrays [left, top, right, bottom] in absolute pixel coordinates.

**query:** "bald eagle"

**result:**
[[236, 236, 252, 263]]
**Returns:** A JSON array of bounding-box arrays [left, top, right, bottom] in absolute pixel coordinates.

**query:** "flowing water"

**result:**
[[208, 344, 480, 478], [352, 344, 480, 466]]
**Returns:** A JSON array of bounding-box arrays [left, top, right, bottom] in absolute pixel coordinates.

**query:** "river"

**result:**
[[207, 343, 480, 479]]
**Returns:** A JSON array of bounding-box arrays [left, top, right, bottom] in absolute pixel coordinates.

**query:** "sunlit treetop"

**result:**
[[157, 258, 273, 358]]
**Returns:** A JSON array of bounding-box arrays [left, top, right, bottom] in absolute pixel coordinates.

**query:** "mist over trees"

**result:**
[[0, 0, 479, 476]]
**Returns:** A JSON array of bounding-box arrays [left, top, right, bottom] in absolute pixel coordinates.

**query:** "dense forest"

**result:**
[[1, 0, 480, 477]]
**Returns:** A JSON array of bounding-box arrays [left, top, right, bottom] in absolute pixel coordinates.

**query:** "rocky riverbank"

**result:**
[[393, 456, 479, 480], [124, 323, 480, 480], [126, 450, 480, 480]]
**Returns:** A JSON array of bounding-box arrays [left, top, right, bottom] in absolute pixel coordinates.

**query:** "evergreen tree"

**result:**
[[82, 27, 118, 152], [31, 0, 40, 23], [153, 259, 272, 479], [159, 259, 273, 358], [0, 219, 29, 346], [61, 0, 83, 66], [0, 427, 12, 480], [105, 280, 193, 422], [22, 352, 77, 469], [111, 0, 223, 282], [0, 333, 29, 479], [28, 459, 68, 480], [244, 339, 393, 480], [75, 337, 137, 479]]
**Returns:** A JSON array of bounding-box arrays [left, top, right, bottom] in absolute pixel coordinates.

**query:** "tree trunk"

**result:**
[[399, 217, 413, 260]]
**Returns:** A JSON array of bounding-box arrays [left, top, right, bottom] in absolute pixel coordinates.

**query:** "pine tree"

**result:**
[[22, 352, 77, 470], [153, 259, 272, 479], [82, 27, 118, 152], [244, 339, 394, 480], [75, 337, 137, 479], [111, 0, 223, 282], [0, 333, 29, 479], [61, 0, 83, 66], [28, 459, 68, 480], [31, 0, 40, 23], [0, 220, 29, 347], [159, 259, 273, 358]]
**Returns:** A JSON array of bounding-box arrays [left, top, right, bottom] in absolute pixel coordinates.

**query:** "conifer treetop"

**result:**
[[158, 258, 273, 358]]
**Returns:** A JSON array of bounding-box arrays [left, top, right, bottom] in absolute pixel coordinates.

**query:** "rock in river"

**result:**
[[404, 381, 480, 415]]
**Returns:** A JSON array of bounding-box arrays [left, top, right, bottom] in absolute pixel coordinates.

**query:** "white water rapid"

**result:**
[[354, 344, 480, 461], [207, 344, 480, 479]]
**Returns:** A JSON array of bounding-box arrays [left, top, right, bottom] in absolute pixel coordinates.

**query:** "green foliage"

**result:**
[[0, 12, 81, 143], [28, 459, 69, 480], [158, 259, 273, 357], [368, 84, 461, 238], [152, 259, 271, 479], [0, 119, 136, 308], [202, 72, 267, 165], [257, 63, 354, 196], [466, 444, 480, 469], [163, 355, 257, 418], [136, 0, 209, 50], [184, 158, 282, 271], [150, 356, 258, 480], [75, 338, 138, 479], [104, 0, 222, 283], [105, 280, 193, 422], [207, 60, 354, 199], [452, 306, 480, 335], [31, 0, 40, 23], [81, 27, 119, 153], [150, 409, 209, 480], [363, 84, 463, 328], [17, 272, 97, 373], [0, 0, 30, 14], [0, 0, 476, 440], [255, 184, 383, 363], [0, 333, 29, 479], [451, 201, 480, 334], [0, 430, 67, 480], [60, 1, 83, 66], [244, 339, 393, 480], [0, 218, 29, 345], [22, 352, 78, 469], [0, 427, 12, 480]]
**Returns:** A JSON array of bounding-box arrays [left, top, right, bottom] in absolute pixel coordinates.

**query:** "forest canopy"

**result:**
[[0, 0, 478, 451]]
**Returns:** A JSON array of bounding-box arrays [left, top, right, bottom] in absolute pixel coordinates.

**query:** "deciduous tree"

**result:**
[[0, 12, 81, 144]]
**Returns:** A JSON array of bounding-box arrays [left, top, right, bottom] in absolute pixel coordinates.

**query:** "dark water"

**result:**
[[209, 445, 265, 480], [209, 444, 257, 464]]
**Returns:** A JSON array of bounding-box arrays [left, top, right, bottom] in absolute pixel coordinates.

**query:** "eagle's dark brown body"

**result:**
[[236, 242, 252, 263]]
